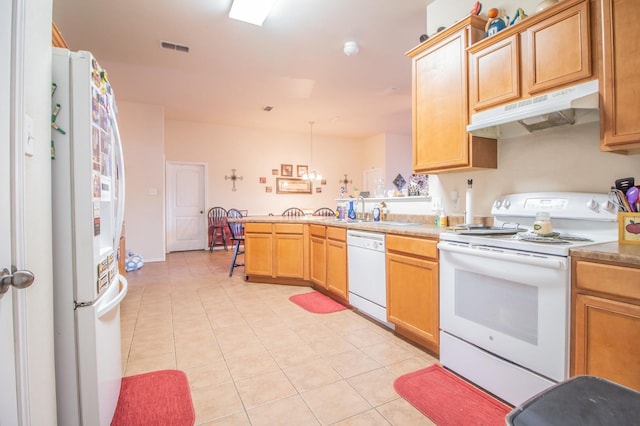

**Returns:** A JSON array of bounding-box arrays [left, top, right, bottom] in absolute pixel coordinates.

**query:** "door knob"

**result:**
[[0, 266, 35, 295]]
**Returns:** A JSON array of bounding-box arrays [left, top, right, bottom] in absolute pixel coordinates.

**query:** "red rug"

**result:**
[[394, 365, 511, 426], [111, 370, 195, 426], [289, 291, 347, 314]]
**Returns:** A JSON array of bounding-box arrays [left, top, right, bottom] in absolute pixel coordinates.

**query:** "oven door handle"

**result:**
[[438, 242, 567, 269]]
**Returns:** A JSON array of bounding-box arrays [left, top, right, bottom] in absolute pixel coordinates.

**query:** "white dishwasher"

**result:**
[[347, 230, 393, 329]]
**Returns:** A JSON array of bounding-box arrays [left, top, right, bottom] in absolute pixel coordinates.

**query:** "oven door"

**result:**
[[438, 241, 570, 382]]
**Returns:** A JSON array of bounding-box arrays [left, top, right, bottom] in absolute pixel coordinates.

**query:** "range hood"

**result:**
[[467, 79, 599, 139]]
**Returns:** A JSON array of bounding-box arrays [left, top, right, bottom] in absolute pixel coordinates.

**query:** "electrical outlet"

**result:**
[[432, 197, 442, 212], [24, 114, 34, 157]]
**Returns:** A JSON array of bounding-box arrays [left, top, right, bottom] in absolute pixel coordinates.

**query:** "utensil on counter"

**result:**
[[610, 187, 631, 212], [626, 186, 639, 212], [615, 177, 635, 192]]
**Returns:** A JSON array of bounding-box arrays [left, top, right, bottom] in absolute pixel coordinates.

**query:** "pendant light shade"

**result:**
[[302, 121, 322, 181]]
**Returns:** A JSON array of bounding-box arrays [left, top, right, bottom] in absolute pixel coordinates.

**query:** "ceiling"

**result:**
[[52, 0, 433, 139]]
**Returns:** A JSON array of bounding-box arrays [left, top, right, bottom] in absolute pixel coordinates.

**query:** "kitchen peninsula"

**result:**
[[234, 214, 443, 354]]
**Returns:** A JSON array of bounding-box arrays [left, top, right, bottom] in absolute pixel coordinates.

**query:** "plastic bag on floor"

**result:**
[[125, 250, 144, 272]]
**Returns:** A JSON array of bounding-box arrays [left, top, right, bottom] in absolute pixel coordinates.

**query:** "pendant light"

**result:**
[[302, 121, 322, 181]]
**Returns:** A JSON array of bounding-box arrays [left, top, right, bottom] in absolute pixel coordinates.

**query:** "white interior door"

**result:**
[[0, 0, 19, 423], [166, 163, 206, 252]]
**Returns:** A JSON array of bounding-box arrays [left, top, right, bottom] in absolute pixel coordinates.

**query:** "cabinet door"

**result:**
[[469, 34, 520, 111], [601, 0, 640, 150], [387, 252, 439, 353], [525, 0, 591, 94], [245, 232, 273, 277], [573, 294, 640, 391], [310, 235, 326, 287], [413, 28, 470, 171], [326, 239, 347, 301], [274, 234, 305, 279]]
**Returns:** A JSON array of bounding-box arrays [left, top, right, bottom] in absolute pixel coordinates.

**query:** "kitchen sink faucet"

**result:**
[[358, 195, 367, 220]]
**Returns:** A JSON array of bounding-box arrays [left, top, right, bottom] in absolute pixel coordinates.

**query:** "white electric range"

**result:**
[[437, 192, 618, 406]]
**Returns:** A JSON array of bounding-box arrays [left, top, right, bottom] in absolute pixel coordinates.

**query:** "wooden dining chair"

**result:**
[[226, 208, 245, 276], [313, 207, 336, 217], [282, 207, 305, 217], [208, 207, 228, 251]]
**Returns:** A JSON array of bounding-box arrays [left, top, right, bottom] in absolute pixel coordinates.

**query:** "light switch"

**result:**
[[148, 187, 158, 196], [24, 114, 34, 157]]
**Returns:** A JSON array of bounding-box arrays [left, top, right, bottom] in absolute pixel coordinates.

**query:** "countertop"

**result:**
[[235, 215, 443, 238], [237, 216, 640, 267], [570, 242, 640, 267]]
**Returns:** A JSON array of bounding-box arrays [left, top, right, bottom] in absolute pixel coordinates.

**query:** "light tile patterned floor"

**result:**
[[120, 250, 438, 425]]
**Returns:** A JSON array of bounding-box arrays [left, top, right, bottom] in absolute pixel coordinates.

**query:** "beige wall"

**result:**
[[117, 101, 166, 261], [24, 0, 58, 422], [385, 133, 413, 195], [433, 122, 640, 218], [164, 120, 365, 216]]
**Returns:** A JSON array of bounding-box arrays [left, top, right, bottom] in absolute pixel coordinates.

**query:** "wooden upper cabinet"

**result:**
[[52, 22, 68, 48], [525, 0, 591, 94], [468, 0, 592, 113], [469, 34, 520, 111], [600, 0, 640, 151], [407, 16, 497, 174]]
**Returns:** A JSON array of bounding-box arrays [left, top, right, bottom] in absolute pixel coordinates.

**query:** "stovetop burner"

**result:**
[[517, 233, 593, 244], [451, 225, 526, 236], [441, 192, 618, 256]]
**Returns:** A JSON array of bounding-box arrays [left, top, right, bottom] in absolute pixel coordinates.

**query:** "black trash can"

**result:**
[[506, 376, 640, 426]]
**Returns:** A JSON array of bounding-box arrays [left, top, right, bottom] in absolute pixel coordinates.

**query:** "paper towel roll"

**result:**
[[465, 180, 473, 225]]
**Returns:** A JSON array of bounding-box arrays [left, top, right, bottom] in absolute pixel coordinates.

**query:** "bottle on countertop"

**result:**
[[348, 200, 356, 220], [440, 209, 448, 227], [372, 207, 381, 222]]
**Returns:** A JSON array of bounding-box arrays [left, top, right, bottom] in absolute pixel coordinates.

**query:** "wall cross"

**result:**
[[224, 168, 243, 191]]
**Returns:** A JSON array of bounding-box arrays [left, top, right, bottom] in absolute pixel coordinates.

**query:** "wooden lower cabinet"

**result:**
[[386, 234, 439, 354], [244, 222, 307, 280], [571, 258, 640, 391], [274, 224, 306, 279], [326, 227, 348, 302], [244, 223, 273, 277], [309, 225, 326, 287]]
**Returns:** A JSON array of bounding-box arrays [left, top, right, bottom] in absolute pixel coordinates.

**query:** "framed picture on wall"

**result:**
[[259, 177, 267, 184], [281, 164, 293, 177], [276, 178, 312, 194], [272, 168, 279, 175], [265, 186, 273, 193], [297, 165, 308, 178]]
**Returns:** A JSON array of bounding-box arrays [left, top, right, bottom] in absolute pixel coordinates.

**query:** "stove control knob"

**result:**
[[602, 199, 616, 213], [494, 200, 502, 209], [503, 200, 511, 209], [586, 199, 599, 211]]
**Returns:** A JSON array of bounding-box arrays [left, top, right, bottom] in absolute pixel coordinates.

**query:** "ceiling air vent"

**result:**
[[161, 41, 190, 53]]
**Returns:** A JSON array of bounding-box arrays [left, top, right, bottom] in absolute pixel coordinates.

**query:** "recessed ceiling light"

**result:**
[[229, 0, 278, 26]]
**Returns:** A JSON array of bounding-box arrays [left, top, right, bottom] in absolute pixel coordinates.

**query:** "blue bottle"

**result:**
[[348, 200, 356, 220]]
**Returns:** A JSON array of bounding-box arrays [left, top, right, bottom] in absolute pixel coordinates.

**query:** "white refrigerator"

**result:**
[[52, 48, 128, 426]]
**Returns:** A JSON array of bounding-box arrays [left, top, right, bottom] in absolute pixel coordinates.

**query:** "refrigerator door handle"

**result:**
[[96, 275, 128, 319], [110, 106, 126, 256]]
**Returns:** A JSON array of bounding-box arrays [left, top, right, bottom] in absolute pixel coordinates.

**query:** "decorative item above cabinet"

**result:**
[[468, 0, 592, 114]]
